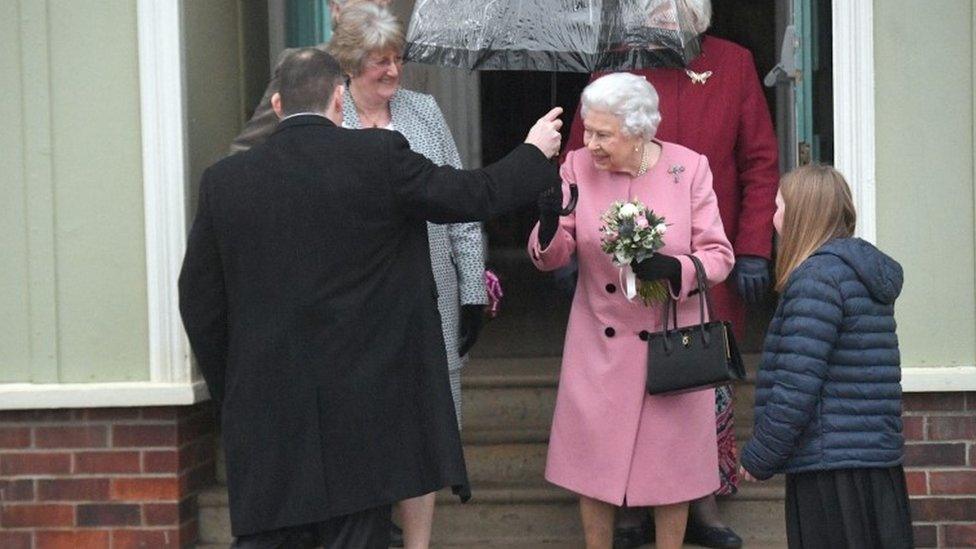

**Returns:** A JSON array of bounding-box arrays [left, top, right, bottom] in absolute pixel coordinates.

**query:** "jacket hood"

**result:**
[[813, 238, 903, 304]]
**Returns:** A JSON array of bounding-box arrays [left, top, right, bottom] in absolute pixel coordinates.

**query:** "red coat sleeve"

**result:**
[[731, 51, 779, 259]]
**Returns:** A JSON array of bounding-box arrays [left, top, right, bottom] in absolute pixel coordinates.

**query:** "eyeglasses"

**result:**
[[365, 54, 404, 71]]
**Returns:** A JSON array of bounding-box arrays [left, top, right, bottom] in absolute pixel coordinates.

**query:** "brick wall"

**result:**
[[904, 392, 976, 548], [0, 403, 216, 549]]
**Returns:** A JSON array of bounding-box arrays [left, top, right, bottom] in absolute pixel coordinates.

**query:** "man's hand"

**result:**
[[734, 255, 771, 305], [525, 107, 564, 159], [458, 304, 485, 357]]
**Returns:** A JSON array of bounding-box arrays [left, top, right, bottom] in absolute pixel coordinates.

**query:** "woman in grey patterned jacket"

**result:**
[[330, 4, 487, 548]]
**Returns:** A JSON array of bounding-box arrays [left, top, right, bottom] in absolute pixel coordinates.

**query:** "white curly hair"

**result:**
[[580, 73, 662, 142]]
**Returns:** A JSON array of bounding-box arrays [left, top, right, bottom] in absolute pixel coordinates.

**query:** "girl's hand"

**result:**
[[738, 465, 759, 482]]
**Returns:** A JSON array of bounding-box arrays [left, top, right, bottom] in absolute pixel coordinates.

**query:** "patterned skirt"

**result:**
[[715, 384, 738, 495]]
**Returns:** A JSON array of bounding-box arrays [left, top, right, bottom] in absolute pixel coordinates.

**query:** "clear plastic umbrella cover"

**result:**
[[404, 0, 701, 72]]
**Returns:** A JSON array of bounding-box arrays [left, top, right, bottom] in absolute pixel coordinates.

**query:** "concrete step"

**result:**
[[196, 538, 584, 548], [462, 356, 759, 432], [436, 480, 787, 546], [216, 356, 761, 487], [463, 356, 561, 387], [197, 479, 785, 546], [464, 426, 761, 486], [464, 436, 548, 485], [199, 540, 788, 548], [219, 426, 760, 493], [466, 354, 760, 382], [461, 357, 558, 432], [196, 483, 581, 546], [205, 353, 773, 545]]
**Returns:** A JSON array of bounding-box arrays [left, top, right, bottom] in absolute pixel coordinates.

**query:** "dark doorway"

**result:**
[[479, 72, 589, 249]]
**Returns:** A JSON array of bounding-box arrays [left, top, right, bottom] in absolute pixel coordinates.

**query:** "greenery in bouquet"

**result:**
[[599, 200, 670, 304]]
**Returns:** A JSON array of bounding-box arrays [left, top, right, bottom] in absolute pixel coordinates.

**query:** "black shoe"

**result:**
[[683, 522, 743, 549], [612, 516, 653, 549], [388, 519, 403, 548]]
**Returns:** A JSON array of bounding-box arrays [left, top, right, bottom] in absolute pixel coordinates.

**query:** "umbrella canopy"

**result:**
[[404, 0, 701, 73]]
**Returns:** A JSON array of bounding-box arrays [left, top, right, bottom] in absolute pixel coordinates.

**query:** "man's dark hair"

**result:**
[[277, 48, 344, 116]]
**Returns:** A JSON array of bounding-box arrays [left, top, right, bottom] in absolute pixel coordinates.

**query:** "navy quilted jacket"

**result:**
[[741, 238, 905, 480]]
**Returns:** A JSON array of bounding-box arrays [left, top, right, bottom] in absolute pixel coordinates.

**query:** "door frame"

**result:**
[[832, 0, 876, 243], [127, 0, 879, 399]]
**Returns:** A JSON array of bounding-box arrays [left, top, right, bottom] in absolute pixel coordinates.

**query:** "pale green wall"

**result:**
[[0, 0, 267, 385], [874, 0, 976, 367], [0, 1, 149, 383], [0, 0, 31, 383]]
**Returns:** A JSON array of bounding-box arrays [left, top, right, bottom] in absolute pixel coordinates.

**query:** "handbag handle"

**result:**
[[688, 254, 712, 348], [687, 255, 716, 322], [658, 255, 716, 350]]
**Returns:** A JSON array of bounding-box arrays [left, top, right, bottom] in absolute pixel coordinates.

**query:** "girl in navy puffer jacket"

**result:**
[[739, 165, 913, 549]]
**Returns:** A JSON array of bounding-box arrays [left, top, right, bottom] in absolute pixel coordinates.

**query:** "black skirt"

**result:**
[[785, 466, 914, 549]]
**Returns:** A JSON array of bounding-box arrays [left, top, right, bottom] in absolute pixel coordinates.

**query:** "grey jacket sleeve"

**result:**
[[449, 222, 487, 305], [429, 96, 488, 305]]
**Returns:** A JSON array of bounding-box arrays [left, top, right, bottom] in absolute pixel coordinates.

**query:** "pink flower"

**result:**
[[635, 215, 649, 229]]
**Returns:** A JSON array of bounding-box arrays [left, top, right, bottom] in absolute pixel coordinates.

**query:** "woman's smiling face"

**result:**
[[355, 48, 403, 102], [582, 109, 642, 173]]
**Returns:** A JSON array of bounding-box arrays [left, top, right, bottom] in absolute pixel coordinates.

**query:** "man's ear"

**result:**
[[271, 92, 284, 119], [326, 84, 345, 126]]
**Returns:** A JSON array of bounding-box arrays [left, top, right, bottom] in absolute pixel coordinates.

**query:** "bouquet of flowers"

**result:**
[[599, 200, 669, 305]]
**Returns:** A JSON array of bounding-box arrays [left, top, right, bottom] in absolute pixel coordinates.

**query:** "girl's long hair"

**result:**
[[775, 164, 857, 292]]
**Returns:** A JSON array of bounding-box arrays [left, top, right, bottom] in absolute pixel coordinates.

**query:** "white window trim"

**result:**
[[0, 381, 210, 410], [137, 0, 194, 386], [902, 366, 976, 393], [832, 0, 876, 243]]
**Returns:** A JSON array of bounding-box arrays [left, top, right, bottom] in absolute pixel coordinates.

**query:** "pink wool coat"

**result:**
[[528, 143, 735, 506]]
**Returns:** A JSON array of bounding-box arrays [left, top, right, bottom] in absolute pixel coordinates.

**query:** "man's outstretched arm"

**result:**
[[390, 108, 566, 223]]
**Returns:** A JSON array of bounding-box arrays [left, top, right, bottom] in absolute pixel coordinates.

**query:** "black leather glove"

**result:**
[[458, 304, 485, 357], [631, 253, 682, 294], [734, 255, 771, 305], [537, 184, 563, 249]]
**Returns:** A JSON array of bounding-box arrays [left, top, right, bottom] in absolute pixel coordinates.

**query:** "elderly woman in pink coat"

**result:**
[[528, 73, 734, 549]]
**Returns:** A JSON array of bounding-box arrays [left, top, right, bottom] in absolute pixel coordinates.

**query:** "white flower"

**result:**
[[655, 223, 667, 234], [618, 203, 640, 218]]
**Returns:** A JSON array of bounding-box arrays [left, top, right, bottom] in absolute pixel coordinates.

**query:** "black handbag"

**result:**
[[645, 255, 746, 395]]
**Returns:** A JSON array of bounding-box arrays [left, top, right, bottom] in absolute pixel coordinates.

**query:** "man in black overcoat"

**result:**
[[178, 49, 563, 548]]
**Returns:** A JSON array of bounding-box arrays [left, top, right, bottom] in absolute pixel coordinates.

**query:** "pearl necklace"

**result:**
[[635, 142, 650, 177]]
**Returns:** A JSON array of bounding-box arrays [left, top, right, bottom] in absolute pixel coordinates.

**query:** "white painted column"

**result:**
[[137, 0, 193, 384], [832, 0, 876, 243]]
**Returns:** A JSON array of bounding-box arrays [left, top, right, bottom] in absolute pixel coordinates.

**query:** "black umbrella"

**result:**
[[405, 0, 701, 214]]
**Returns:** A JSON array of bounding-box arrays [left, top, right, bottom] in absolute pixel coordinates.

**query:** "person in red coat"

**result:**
[[562, 2, 779, 547]]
